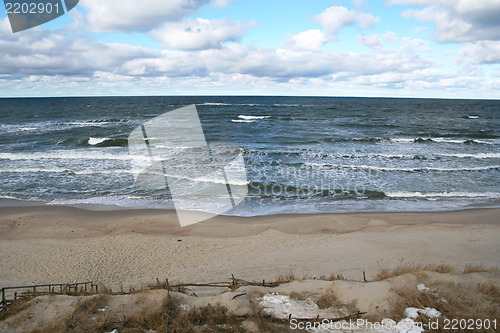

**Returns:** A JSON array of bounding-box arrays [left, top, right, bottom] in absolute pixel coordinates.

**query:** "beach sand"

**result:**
[[1, 206, 499, 290]]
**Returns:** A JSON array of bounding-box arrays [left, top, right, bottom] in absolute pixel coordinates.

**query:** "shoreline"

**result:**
[[1, 206, 499, 289], [1, 205, 499, 239]]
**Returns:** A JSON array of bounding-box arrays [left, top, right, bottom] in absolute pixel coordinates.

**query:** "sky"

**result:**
[[1, 0, 500, 98]]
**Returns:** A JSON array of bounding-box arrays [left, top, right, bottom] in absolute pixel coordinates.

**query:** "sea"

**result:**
[[0, 96, 499, 215]]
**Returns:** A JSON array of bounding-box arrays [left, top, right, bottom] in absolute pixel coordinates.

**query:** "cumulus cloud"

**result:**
[[315, 6, 379, 37], [150, 18, 256, 50], [286, 6, 379, 51], [393, 0, 500, 42], [357, 34, 382, 49], [459, 41, 500, 64], [122, 39, 432, 81], [287, 29, 329, 51], [80, 0, 226, 32], [0, 27, 158, 77]]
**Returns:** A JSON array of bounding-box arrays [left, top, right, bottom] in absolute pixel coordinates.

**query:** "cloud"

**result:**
[[211, 0, 232, 7], [286, 6, 379, 51], [314, 6, 379, 37], [287, 29, 329, 51], [384, 31, 400, 43], [0, 27, 157, 77], [357, 34, 382, 49], [394, 0, 500, 42], [150, 18, 256, 50], [80, 0, 219, 32], [459, 41, 500, 64]]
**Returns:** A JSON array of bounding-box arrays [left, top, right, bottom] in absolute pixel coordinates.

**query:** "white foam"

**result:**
[[238, 115, 271, 120], [386, 191, 500, 199], [434, 153, 500, 159], [391, 138, 415, 143], [303, 162, 499, 172], [467, 115, 479, 119], [68, 121, 110, 127], [0, 167, 134, 175], [231, 119, 255, 123], [88, 137, 110, 145], [390, 137, 499, 145], [199, 102, 231, 106]]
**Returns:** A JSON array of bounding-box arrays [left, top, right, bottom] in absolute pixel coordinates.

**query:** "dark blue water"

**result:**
[[0, 96, 499, 214]]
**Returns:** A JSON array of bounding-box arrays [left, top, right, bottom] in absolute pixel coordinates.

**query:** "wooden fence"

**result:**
[[0, 281, 97, 313]]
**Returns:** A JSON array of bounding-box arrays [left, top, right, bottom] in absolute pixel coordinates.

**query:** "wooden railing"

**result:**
[[0, 281, 97, 313]]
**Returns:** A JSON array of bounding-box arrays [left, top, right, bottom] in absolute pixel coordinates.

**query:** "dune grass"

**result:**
[[374, 264, 455, 281], [3, 264, 499, 332]]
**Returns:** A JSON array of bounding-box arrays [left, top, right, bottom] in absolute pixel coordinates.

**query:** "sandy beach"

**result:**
[[1, 206, 499, 289]]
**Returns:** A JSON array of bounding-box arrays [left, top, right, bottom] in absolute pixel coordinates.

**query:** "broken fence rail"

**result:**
[[0, 281, 97, 313]]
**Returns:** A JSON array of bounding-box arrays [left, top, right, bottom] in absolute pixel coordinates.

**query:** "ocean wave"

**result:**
[[0, 151, 129, 161], [238, 115, 271, 120], [435, 153, 500, 159], [303, 162, 499, 172], [232, 119, 255, 123], [247, 181, 386, 199], [87, 137, 128, 147], [88, 137, 110, 145], [386, 191, 500, 199], [321, 137, 499, 145], [0, 167, 133, 175], [199, 102, 232, 106]]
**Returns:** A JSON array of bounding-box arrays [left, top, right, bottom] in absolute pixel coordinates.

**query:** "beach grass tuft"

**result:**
[[375, 264, 455, 281], [463, 264, 500, 273]]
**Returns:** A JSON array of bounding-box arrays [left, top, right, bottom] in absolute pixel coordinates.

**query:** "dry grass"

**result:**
[[319, 273, 346, 281], [276, 271, 346, 282], [3, 267, 499, 332], [0, 296, 35, 321], [464, 264, 499, 274], [316, 291, 339, 309], [385, 281, 500, 332], [375, 264, 455, 281], [31, 294, 110, 333], [275, 271, 296, 283]]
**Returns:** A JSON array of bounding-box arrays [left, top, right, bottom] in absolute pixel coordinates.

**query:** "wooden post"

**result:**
[[363, 271, 367, 282]]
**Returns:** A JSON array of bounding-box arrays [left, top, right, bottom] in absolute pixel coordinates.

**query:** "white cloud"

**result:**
[[287, 29, 329, 51], [394, 0, 500, 42], [80, 0, 212, 32], [459, 41, 500, 64], [285, 6, 379, 51], [384, 31, 400, 43], [315, 6, 379, 37], [357, 34, 382, 49], [211, 0, 232, 7], [150, 18, 256, 50], [0, 27, 157, 77]]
